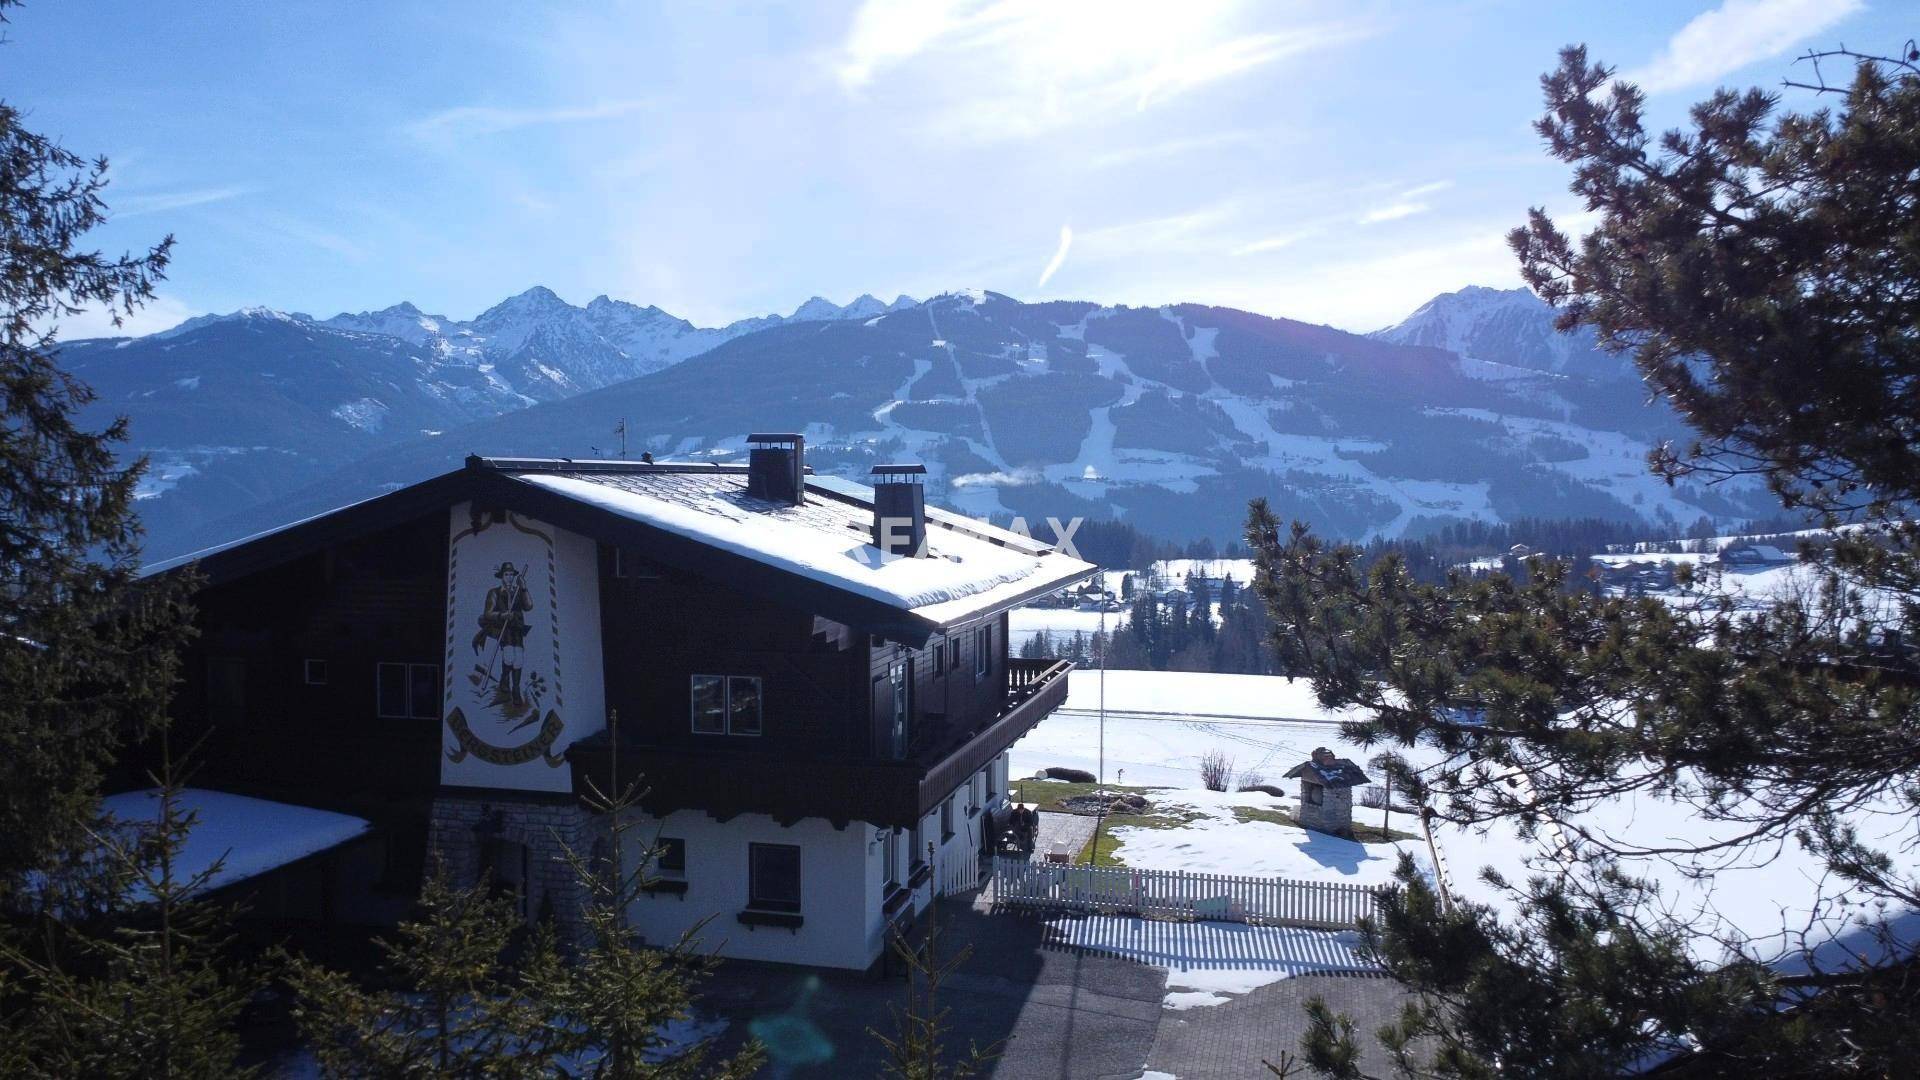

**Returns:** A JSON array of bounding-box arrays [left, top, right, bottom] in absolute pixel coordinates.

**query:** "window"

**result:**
[[974, 626, 990, 678], [986, 760, 999, 801], [655, 837, 686, 877], [969, 773, 983, 816], [932, 635, 945, 677], [692, 675, 762, 735], [1304, 783, 1324, 806], [883, 828, 901, 888], [408, 664, 440, 719], [728, 676, 762, 735], [948, 638, 960, 675], [748, 843, 801, 912], [304, 658, 329, 685], [910, 819, 926, 868], [691, 675, 725, 733], [378, 662, 440, 720], [940, 797, 954, 841]]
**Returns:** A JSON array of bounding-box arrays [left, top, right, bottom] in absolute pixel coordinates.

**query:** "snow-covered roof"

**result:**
[[507, 465, 1094, 624], [100, 788, 371, 895]]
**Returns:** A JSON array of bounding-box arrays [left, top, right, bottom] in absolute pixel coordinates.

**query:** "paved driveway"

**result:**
[[694, 894, 1413, 1079]]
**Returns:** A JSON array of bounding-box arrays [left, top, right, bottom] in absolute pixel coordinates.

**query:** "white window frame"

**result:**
[[974, 626, 989, 679]]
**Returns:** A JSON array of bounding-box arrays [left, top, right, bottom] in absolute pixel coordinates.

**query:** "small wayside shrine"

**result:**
[[1284, 747, 1372, 836]]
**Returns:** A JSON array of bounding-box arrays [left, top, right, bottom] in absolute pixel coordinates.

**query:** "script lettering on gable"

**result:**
[[443, 507, 566, 767]]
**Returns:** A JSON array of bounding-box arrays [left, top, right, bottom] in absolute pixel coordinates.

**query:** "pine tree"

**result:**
[[1256, 44, 1920, 1075], [0, 736, 261, 1080], [527, 745, 765, 1079], [0, 0, 196, 903], [284, 865, 564, 1078], [869, 902, 996, 1079]]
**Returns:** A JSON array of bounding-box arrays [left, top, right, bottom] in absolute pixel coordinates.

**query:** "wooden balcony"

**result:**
[[568, 657, 1073, 828]]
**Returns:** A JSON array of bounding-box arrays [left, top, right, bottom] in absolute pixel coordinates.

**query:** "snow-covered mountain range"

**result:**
[[58, 285, 1775, 561]]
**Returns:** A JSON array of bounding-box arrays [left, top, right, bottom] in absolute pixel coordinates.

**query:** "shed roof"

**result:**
[[1283, 757, 1372, 787]]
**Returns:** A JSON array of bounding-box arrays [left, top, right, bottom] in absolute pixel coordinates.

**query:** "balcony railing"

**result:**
[[568, 656, 1074, 828]]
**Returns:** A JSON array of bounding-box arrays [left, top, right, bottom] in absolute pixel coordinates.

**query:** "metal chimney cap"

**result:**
[[869, 463, 927, 476], [747, 432, 805, 444]]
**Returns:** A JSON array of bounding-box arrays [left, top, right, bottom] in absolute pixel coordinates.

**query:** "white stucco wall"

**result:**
[[440, 504, 606, 793], [619, 752, 1011, 970], [621, 810, 880, 969]]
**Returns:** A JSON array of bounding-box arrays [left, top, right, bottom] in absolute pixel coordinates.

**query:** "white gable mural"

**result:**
[[442, 502, 605, 792]]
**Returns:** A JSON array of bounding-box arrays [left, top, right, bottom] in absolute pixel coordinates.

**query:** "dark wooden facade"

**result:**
[[153, 463, 1079, 835]]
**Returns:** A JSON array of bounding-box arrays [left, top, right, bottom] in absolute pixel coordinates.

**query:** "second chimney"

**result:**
[[870, 463, 927, 557], [746, 433, 806, 505]]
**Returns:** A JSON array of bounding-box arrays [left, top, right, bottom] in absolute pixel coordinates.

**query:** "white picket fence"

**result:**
[[990, 857, 1386, 930]]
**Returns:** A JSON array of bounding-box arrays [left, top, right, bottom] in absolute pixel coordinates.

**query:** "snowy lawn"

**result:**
[[1045, 914, 1376, 1010], [1092, 787, 1418, 886]]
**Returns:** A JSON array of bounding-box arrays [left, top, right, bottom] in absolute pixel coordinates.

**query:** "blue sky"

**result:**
[[13, 0, 1900, 337]]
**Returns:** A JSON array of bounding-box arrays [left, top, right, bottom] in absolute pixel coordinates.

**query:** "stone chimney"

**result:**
[[746, 433, 805, 505], [870, 463, 927, 557]]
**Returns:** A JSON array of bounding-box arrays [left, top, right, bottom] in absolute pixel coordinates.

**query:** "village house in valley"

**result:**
[[142, 434, 1092, 970]]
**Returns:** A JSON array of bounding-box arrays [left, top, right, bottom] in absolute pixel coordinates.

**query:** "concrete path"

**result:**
[[1029, 810, 1097, 864]]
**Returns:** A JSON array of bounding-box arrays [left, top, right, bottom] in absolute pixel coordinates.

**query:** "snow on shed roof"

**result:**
[[511, 467, 1093, 621], [100, 788, 371, 895]]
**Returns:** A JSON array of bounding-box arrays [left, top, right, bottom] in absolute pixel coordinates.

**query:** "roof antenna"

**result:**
[[615, 418, 628, 460]]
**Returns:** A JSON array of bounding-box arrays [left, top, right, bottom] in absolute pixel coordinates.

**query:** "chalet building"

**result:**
[[145, 435, 1092, 970]]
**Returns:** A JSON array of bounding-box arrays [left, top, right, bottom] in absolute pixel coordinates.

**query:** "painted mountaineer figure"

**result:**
[[473, 561, 534, 713]]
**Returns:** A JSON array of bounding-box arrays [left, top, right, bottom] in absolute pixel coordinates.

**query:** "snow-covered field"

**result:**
[[1010, 606, 1118, 650], [1100, 787, 1417, 885]]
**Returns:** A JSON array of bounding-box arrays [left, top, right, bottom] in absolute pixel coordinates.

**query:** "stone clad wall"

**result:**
[[427, 794, 597, 933], [1296, 781, 1354, 837]]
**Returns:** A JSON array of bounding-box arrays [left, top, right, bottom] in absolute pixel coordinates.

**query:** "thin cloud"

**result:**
[[405, 99, 652, 145], [1358, 201, 1427, 226], [1230, 228, 1317, 256], [1621, 0, 1863, 94], [1037, 225, 1073, 288], [834, 1, 1378, 142], [111, 186, 252, 218], [1089, 130, 1259, 169], [1357, 181, 1450, 226]]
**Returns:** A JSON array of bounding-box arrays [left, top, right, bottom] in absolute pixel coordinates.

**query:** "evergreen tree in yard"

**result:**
[[0, 0, 196, 904], [528, 757, 765, 1079], [284, 865, 565, 1078], [869, 901, 996, 1079], [1254, 44, 1920, 1077], [1, 737, 261, 1079]]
